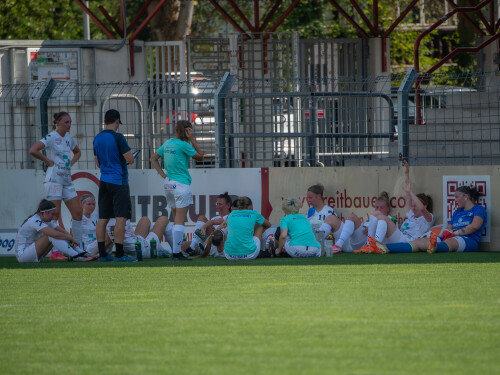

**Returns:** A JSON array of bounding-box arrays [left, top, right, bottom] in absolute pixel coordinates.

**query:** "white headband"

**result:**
[[40, 207, 56, 213]]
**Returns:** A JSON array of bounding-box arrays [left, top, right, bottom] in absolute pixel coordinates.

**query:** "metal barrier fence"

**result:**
[[0, 69, 499, 170]]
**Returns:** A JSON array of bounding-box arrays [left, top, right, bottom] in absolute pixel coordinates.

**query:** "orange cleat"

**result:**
[[427, 232, 438, 254]]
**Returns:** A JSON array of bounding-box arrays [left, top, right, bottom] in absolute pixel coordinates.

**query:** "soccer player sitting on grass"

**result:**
[[15, 199, 94, 263], [383, 185, 486, 254], [272, 197, 321, 257], [358, 160, 434, 254], [223, 197, 271, 261], [106, 216, 172, 259]]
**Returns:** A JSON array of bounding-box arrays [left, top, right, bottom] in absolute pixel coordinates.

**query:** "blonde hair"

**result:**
[[80, 194, 95, 204], [282, 197, 302, 215], [236, 196, 253, 210], [53, 111, 70, 130]]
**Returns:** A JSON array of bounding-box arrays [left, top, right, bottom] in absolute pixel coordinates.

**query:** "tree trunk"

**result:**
[[148, 0, 194, 41]]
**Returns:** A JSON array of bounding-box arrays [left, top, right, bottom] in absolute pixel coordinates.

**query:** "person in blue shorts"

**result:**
[[384, 185, 486, 253], [150, 120, 204, 260], [224, 196, 271, 260], [273, 197, 321, 257]]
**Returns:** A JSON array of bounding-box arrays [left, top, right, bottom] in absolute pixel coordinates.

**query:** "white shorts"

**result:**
[[333, 224, 366, 252], [44, 181, 78, 202], [225, 237, 260, 260], [164, 178, 193, 209], [124, 232, 160, 258], [284, 241, 321, 257], [16, 243, 42, 263], [209, 245, 226, 257], [384, 228, 412, 244]]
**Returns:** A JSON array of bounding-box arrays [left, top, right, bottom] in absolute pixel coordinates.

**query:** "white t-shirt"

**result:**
[[307, 205, 337, 228], [399, 209, 434, 241], [40, 131, 77, 185], [106, 218, 137, 245], [72, 213, 98, 248], [16, 214, 57, 251]]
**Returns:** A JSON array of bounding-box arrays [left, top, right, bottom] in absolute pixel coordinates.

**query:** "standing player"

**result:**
[[16, 199, 93, 263], [93, 109, 136, 262], [29, 112, 84, 252], [150, 120, 204, 260]]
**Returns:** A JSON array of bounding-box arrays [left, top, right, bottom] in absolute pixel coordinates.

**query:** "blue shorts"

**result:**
[[455, 236, 479, 252]]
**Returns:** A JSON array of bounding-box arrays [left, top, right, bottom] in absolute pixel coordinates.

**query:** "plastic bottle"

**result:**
[[135, 240, 143, 261], [324, 235, 334, 257], [150, 238, 157, 258]]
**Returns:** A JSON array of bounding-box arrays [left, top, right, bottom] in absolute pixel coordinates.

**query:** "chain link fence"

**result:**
[[1, 69, 499, 170]]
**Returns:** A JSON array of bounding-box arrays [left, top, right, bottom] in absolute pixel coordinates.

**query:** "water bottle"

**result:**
[[324, 235, 334, 257], [135, 240, 143, 261], [150, 238, 157, 258]]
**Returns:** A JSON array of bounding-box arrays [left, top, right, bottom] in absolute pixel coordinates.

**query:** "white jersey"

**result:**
[[72, 213, 98, 248], [106, 218, 137, 245], [16, 214, 57, 251], [307, 205, 337, 228], [399, 209, 434, 241], [40, 131, 77, 185]]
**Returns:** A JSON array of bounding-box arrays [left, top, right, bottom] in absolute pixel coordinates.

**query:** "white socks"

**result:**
[[190, 221, 205, 249], [164, 223, 173, 249], [336, 220, 355, 248], [49, 238, 79, 257], [375, 220, 388, 243], [367, 215, 378, 238], [172, 224, 184, 254], [319, 222, 332, 240], [71, 219, 82, 245]]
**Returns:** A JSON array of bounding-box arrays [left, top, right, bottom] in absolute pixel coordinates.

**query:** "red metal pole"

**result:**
[[74, 0, 116, 39], [128, 0, 155, 34], [373, 0, 379, 35], [254, 0, 260, 33], [349, 0, 377, 35], [327, 0, 369, 38], [259, 0, 282, 32], [268, 0, 302, 33], [383, 0, 420, 37], [209, 0, 250, 36], [466, 0, 494, 34], [98, 5, 123, 37], [129, 0, 168, 42], [226, 0, 256, 33]]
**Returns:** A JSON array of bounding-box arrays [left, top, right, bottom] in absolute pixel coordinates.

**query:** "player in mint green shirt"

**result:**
[[224, 197, 271, 260], [150, 121, 204, 260], [274, 197, 321, 257]]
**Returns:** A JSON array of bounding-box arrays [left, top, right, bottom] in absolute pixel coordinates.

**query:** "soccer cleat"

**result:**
[[50, 251, 67, 260], [427, 232, 438, 254], [173, 252, 192, 261], [185, 247, 197, 256], [367, 236, 388, 254], [158, 250, 171, 258], [331, 244, 342, 254], [114, 255, 138, 262], [194, 229, 208, 241], [70, 252, 95, 262], [354, 243, 375, 254], [98, 255, 115, 262]]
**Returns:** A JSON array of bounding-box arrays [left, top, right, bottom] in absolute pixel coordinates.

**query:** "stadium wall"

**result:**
[[0, 166, 497, 255]]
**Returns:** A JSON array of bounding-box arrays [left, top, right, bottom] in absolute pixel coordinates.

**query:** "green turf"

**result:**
[[1, 253, 499, 375]]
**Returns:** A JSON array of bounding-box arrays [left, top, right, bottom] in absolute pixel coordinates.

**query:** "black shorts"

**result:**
[[98, 181, 131, 219]]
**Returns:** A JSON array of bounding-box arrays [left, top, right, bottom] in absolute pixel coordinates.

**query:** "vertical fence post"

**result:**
[[39, 79, 57, 139], [215, 72, 235, 168], [397, 68, 418, 165]]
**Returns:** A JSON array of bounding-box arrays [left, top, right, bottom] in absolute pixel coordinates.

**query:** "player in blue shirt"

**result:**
[[150, 120, 204, 260]]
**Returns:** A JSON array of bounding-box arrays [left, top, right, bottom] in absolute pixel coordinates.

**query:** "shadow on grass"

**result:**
[[1, 252, 500, 269]]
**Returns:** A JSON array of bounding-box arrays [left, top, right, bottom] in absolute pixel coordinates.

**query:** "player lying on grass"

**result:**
[[224, 196, 271, 261], [378, 185, 486, 254], [182, 192, 232, 256], [16, 199, 94, 263], [271, 197, 321, 257], [105, 216, 172, 260], [357, 161, 434, 254]]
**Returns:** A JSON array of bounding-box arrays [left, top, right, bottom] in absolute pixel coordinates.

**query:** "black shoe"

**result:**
[[185, 247, 197, 256], [268, 241, 277, 257], [173, 252, 192, 261]]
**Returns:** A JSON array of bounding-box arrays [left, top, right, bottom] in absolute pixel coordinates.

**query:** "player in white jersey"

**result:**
[[70, 194, 112, 257], [106, 216, 171, 259], [15, 199, 93, 263], [360, 161, 434, 254], [184, 192, 233, 256], [29, 112, 84, 247]]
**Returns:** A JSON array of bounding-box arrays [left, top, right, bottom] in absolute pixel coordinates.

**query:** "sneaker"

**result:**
[[331, 244, 342, 254], [50, 251, 67, 260], [268, 241, 277, 257], [427, 232, 438, 254], [173, 252, 192, 261], [194, 229, 207, 241], [354, 243, 375, 254], [70, 252, 95, 262], [98, 255, 115, 262], [367, 236, 388, 254], [158, 250, 171, 258], [114, 255, 138, 262], [185, 247, 197, 256]]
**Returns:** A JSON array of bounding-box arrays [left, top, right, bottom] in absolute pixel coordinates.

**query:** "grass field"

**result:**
[[1, 253, 499, 375]]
